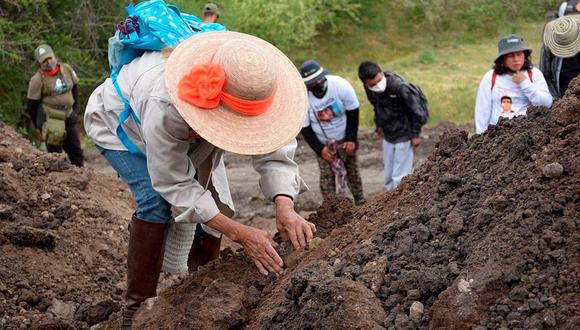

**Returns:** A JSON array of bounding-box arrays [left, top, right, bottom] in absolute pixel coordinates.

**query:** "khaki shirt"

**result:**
[[84, 51, 307, 224], [27, 63, 79, 107]]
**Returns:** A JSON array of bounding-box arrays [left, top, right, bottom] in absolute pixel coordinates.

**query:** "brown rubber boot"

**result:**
[[120, 215, 167, 329], [187, 234, 221, 273]]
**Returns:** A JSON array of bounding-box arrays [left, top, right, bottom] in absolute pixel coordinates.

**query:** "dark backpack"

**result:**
[[385, 72, 430, 125]]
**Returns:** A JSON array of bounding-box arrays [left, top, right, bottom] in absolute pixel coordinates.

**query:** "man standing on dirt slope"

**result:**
[[540, 9, 580, 100], [84, 32, 316, 328], [475, 34, 553, 134], [26, 44, 84, 166], [299, 59, 366, 205], [358, 61, 426, 191]]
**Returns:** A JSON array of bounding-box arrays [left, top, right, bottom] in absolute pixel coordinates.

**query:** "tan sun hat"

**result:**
[[164, 31, 307, 155], [543, 15, 580, 58]]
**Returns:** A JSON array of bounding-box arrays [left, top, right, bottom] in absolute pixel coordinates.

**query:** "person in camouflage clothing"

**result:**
[[27, 44, 84, 166], [299, 59, 365, 205]]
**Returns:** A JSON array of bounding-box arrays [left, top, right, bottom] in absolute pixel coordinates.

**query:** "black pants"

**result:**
[[46, 113, 84, 167]]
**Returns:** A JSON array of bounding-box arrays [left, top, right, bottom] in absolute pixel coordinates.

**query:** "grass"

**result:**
[[293, 22, 545, 128]]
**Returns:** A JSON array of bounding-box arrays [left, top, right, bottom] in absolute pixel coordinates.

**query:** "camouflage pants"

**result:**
[[316, 152, 365, 204]]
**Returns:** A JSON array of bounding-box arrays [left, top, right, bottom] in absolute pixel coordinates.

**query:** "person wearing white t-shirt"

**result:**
[[299, 59, 365, 205], [475, 34, 553, 134]]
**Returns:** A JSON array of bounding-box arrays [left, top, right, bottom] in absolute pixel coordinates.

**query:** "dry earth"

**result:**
[[1, 77, 578, 329]]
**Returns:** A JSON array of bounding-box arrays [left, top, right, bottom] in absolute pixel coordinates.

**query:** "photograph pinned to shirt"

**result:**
[[315, 102, 342, 123], [500, 94, 513, 114]]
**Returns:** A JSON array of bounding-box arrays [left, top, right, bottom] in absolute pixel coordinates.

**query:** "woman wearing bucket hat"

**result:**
[[84, 31, 316, 327], [475, 34, 553, 134], [539, 14, 580, 99]]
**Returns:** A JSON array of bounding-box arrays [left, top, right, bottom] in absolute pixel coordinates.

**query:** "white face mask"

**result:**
[[368, 76, 387, 93]]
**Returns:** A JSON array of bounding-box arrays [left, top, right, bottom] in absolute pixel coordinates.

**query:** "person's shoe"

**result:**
[[120, 214, 167, 329]]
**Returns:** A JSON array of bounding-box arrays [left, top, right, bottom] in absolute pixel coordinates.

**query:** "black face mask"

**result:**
[[308, 79, 328, 98]]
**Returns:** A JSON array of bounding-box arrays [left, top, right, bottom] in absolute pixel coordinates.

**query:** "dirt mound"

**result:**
[[132, 77, 579, 330], [0, 125, 133, 329]]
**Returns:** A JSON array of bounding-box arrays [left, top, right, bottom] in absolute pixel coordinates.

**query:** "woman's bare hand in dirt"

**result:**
[[320, 146, 333, 162], [275, 196, 317, 249], [236, 225, 283, 275], [204, 213, 282, 275]]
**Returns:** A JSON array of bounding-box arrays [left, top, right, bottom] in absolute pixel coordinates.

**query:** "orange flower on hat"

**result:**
[[178, 61, 277, 116], [178, 63, 226, 109]]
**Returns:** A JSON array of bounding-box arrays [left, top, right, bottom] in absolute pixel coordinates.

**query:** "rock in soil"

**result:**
[[542, 162, 564, 178]]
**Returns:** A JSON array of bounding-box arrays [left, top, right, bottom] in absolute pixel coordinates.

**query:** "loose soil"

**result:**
[[134, 77, 579, 329], [0, 117, 446, 329], [0, 77, 577, 329], [0, 127, 132, 329]]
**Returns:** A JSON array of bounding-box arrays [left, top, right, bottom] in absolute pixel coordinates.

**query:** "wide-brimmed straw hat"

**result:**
[[165, 31, 308, 155], [543, 15, 580, 58], [495, 34, 532, 62]]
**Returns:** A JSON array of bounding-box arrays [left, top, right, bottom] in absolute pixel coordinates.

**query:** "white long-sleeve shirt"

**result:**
[[474, 68, 553, 134]]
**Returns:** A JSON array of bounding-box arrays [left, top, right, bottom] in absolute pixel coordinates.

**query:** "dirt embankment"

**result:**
[[0, 76, 578, 330], [0, 102, 463, 328], [132, 77, 579, 330], [0, 127, 134, 329]]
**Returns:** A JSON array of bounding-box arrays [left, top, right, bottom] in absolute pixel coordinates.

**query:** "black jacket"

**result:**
[[539, 45, 580, 99], [364, 72, 423, 144]]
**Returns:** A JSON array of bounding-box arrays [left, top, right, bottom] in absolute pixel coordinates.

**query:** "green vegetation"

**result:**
[[0, 1, 124, 130], [0, 0, 557, 135], [287, 0, 554, 127], [177, 0, 361, 52]]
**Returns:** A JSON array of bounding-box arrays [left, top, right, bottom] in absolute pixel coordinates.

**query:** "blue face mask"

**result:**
[[41, 59, 58, 71]]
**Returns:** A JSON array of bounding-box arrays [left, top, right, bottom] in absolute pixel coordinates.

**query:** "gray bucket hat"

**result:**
[[495, 34, 532, 62]]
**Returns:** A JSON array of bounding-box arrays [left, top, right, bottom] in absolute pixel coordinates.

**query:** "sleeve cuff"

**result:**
[[260, 172, 309, 201]]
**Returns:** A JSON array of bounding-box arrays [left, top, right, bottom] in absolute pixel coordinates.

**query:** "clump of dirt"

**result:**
[[133, 77, 579, 330], [0, 124, 134, 329], [303, 196, 355, 237]]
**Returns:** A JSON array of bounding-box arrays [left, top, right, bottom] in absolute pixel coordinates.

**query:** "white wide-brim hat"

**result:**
[[543, 15, 580, 58], [165, 31, 308, 155]]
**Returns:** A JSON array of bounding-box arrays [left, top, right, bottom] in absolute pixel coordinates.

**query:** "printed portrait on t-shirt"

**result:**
[[316, 107, 335, 123], [315, 101, 342, 124], [500, 95, 513, 113]]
